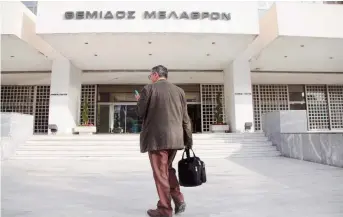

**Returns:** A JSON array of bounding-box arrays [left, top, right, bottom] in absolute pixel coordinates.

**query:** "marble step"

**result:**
[[14, 149, 279, 156], [28, 134, 266, 141], [17, 145, 276, 151], [9, 156, 220, 160], [12, 151, 280, 159], [228, 152, 281, 158], [19, 141, 272, 149], [26, 138, 269, 144]]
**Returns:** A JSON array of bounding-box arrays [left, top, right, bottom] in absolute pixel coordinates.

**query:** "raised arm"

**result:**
[[137, 85, 150, 119]]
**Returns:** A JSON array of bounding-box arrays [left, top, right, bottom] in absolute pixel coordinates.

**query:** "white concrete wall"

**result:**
[[49, 57, 82, 134], [252, 72, 343, 85], [224, 66, 236, 131], [263, 110, 308, 135], [0, 2, 25, 36], [1, 113, 33, 160], [224, 57, 254, 132], [0, 2, 59, 61], [276, 2, 343, 38], [36, 1, 259, 34], [69, 63, 82, 125]]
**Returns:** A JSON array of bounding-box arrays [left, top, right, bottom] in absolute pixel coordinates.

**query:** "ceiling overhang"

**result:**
[[249, 2, 343, 73], [37, 33, 258, 70], [1, 2, 58, 72]]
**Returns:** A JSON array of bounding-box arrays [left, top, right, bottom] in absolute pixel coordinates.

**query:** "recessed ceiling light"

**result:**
[[300, 45, 304, 47], [84, 42, 89, 45], [212, 42, 215, 45], [94, 54, 98, 57], [284, 55, 288, 58], [148, 41, 152, 44], [206, 54, 210, 56], [329, 57, 334, 59], [10, 55, 14, 58]]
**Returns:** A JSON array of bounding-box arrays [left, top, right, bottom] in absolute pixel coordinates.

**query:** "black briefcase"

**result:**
[[178, 148, 207, 187]]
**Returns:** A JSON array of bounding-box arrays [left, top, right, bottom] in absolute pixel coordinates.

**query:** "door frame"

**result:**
[[187, 102, 202, 133], [98, 101, 202, 133], [98, 102, 138, 133], [187, 101, 201, 105]]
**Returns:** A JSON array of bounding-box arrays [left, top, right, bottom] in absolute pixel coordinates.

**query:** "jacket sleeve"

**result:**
[[181, 91, 193, 148], [137, 85, 150, 119]]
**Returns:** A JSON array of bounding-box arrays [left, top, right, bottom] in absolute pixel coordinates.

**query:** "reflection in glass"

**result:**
[[111, 105, 141, 134]]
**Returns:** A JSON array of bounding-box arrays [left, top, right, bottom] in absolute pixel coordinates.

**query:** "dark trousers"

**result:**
[[148, 149, 184, 215]]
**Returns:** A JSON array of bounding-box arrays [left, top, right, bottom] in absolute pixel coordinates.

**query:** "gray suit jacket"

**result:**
[[137, 80, 193, 153]]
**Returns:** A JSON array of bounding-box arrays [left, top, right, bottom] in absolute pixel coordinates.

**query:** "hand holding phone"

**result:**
[[134, 90, 140, 101]]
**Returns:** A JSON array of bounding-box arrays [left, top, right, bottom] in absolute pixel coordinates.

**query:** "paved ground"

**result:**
[[2, 157, 343, 217]]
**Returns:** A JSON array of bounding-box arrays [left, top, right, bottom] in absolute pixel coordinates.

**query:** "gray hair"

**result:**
[[151, 65, 168, 78]]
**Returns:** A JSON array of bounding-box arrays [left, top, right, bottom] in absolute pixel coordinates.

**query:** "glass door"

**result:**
[[98, 102, 199, 134], [110, 103, 141, 134], [97, 104, 111, 133], [187, 103, 202, 133], [125, 105, 142, 133]]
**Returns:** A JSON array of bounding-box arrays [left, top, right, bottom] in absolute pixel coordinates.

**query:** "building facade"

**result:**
[[1, 1, 343, 134]]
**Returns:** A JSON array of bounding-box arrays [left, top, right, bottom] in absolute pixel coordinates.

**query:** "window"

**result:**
[[288, 85, 306, 110], [288, 85, 305, 102]]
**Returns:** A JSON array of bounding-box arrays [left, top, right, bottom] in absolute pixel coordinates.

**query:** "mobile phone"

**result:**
[[134, 90, 139, 96]]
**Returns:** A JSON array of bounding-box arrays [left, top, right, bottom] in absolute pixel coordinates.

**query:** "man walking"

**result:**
[[136, 65, 193, 217]]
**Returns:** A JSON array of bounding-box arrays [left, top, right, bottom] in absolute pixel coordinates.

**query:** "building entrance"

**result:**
[[97, 103, 142, 134], [97, 102, 201, 134], [187, 103, 201, 133], [96, 84, 202, 134]]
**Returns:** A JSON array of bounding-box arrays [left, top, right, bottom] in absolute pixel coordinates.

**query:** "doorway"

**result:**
[[97, 84, 202, 133], [98, 102, 202, 133], [97, 103, 142, 134], [187, 103, 202, 133]]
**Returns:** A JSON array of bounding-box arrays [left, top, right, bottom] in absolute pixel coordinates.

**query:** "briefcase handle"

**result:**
[[182, 148, 197, 159]]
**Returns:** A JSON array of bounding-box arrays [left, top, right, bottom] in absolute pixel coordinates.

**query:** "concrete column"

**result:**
[[224, 57, 254, 132], [48, 56, 82, 134]]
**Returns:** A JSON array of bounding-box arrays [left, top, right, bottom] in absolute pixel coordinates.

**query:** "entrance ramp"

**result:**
[[11, 133, 281, 160]]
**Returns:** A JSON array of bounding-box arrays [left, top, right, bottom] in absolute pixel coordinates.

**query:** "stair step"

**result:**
[[20, 142, 272, 147], [14, 152, 280, 159], [228, 152, 281, 158], [12, 133, 281, 160], [26, 138, 269, 143], [28, 134, 266, 141], [10, 155, 233, 160], [17, 145, 276, 151], [14, 150, 280, 156]]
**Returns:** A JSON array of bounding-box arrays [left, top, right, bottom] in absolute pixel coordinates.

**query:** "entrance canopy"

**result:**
[[36, 33, 256, 71], [250, 2, 343, 73], [36, 1, 259, 71]]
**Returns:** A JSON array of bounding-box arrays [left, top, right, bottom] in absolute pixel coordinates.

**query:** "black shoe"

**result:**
[[147, 209, 172, 217], [175, 202, 186, 215]]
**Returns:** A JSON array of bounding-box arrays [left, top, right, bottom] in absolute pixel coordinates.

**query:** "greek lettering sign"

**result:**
[[64, 11, 231, 21], [50, 93, 68, 96]]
